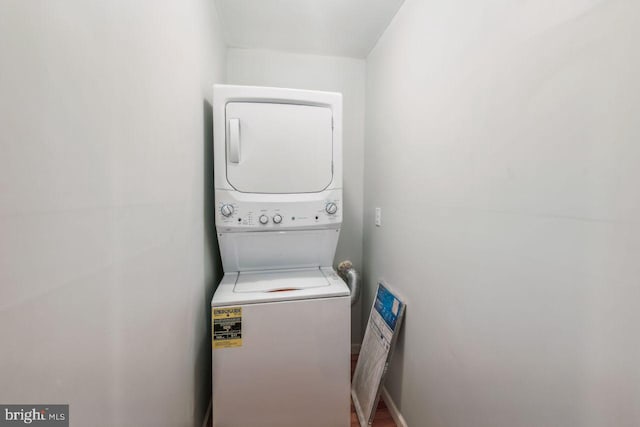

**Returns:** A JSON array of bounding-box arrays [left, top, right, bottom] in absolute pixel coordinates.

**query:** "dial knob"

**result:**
[[325, 202, 338, 215], [220, 204, 234, 217], [259, 215, 269, 225], [273, 214, 282, 224]]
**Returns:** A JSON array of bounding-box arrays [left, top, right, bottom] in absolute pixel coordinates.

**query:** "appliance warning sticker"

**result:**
[[213, 307, 242, 349]]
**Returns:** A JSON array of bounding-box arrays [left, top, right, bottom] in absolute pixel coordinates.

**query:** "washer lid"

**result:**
[[212, 268, 350, 306], [235, 268, 330, 293]]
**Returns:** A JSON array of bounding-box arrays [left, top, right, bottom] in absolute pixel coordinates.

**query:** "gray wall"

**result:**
[[0, 1, 226, 425], [364, 0, 640, 426], [227, 48, 366, 345]]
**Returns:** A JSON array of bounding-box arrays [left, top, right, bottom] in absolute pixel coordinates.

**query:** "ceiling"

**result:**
[[214, 0, 405, 58]]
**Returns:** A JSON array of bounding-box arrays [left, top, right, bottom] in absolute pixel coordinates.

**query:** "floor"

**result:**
[[351, 353, 397, 427]]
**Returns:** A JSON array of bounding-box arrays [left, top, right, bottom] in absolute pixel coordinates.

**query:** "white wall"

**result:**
[[364, 0, 640, 426], [227, 48, 366, 345], [0, 1, 225, 426]]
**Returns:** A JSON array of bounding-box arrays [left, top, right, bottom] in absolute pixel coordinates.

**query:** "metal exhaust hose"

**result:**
[[337, 260, 360, 306]]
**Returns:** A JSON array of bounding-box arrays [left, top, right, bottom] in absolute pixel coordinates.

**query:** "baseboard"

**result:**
[[202, 399, 212, 427], [351, 343, 361, 354], [381, 387, 407, 427]]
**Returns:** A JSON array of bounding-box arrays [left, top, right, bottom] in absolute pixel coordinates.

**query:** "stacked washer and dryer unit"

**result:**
[[211, 85, 351, 426]]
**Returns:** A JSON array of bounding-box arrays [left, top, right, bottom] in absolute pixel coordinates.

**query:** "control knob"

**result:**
[[273, 214, 282, 224], [325, 202, 338, 215], [220, 204, 234, 217], [259, 215, 269, 225]]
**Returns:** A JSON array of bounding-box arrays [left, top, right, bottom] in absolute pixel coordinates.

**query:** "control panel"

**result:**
[[215, 190, 342, 232]]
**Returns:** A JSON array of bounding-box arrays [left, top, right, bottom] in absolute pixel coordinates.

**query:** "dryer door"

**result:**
[[225, 102, 333, 193]]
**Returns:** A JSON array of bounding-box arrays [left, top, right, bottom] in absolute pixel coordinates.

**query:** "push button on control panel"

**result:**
[[259, 215, 269, 225]]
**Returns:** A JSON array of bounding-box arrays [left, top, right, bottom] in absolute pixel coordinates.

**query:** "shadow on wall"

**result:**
[[193, 99, 224, 425], [202, 100, 223, 299]]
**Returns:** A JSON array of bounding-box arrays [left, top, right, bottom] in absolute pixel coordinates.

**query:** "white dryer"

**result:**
[[211, 85, 351, 427]]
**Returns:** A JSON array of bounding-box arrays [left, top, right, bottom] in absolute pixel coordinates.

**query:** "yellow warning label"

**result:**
[[212, 307, 242, 349]]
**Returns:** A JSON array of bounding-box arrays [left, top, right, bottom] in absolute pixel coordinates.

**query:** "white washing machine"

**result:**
[[211, 85, 351, 427]]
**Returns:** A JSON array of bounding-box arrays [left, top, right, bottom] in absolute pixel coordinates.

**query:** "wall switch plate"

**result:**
[[375, 207, 382, 227]]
